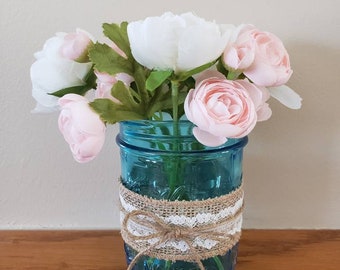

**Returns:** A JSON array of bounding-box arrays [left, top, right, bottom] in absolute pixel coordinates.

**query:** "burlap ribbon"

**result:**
[[119, 182, 244, 270]]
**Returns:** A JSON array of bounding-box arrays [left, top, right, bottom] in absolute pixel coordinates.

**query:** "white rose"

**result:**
[[127, 12, 234, 73], [30, 32, 92, 113]]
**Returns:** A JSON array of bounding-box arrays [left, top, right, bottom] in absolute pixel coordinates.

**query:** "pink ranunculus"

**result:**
[[94, 71, 134, 102], [59, 29, 94, 62], [224, 24, 292, 87], [222, 31, 255, 71], [94, 71, 118, 101], [58, 94, 106, 163], [184, 78, 258, 147], [237, 80, 272, 121]]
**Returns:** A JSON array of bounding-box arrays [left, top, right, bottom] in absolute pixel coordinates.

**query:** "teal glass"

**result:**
[[116, 120, 248, 270]]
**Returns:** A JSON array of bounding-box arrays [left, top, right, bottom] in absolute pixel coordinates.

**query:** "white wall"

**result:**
[[1, 0, 339, 229]]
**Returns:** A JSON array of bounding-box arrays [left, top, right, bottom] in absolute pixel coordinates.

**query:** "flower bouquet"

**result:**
[[30, 12, 301, 270]]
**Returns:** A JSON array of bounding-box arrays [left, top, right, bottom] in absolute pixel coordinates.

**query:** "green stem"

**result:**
[[165, 260, 172, 269], [171, 80, 179, 122], [168, 80, 180, 199], [213, 256, 224, 270]]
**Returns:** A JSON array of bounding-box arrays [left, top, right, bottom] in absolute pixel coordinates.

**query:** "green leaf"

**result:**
[[49, 84, 91, 98], [102, 22, 131, 58], [111, 81, 140, 110], [146, 70, 173, 91], [84, 67, 98, 88], [89, 43, 133, 75], [89, 99, 145, 124], [133, 62, 150, 106], [176, 60, 217, 81]]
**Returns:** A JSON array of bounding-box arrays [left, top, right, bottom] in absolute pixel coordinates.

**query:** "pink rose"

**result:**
[[58, 94, 106, 163], [59, 29, 93, 62], [184, 78, 258, 147], [223, 25, 292, 87]]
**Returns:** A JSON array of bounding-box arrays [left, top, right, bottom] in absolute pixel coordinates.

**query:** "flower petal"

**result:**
[[127, 12, 184, 70], [193, 127, 227, 147], [268, 85, 302, 109], [177, 17, 233, 72]]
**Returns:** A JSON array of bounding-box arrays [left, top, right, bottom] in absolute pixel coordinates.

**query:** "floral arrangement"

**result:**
[[30, 12, 302, 163]]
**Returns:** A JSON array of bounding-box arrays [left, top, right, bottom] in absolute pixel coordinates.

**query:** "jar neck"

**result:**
[[116, 120, 248, 153]]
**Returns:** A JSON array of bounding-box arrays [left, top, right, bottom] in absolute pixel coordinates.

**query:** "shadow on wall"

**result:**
[[243, 42, 340, 229]]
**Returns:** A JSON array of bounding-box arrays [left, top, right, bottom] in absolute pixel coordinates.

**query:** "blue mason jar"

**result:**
[[116, 120, 248, 270]]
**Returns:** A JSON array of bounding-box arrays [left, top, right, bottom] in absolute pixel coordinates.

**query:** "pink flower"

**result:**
[[237, 80, 272, 121], [94, 71, 134, 102], [58, 94, 106, 163], [222, 32, 255, 70], [94, 71, 119, 101], [59, 29, 93, 62], [223, 25, 293, 87], [184, 77, 262, 147]]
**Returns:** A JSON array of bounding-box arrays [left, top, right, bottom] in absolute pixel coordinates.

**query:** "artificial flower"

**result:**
[[237, 80, 272, 121], [30, 31, 92, 113], [184, 77, 261, 146], [58, 94, 106, 163], [59, 28, 94, 62], [94, 71, 133, 102], [30, 12, 302, 161], [223, 24, 293, 87], [127, 12, 233, 73]]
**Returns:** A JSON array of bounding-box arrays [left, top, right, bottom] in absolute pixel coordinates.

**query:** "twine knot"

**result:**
[[119, 182, 244, 270], [123, 210, 206, 270], [172, 227, 183, 239]]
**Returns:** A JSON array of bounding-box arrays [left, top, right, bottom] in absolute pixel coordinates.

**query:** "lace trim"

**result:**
[[119, 181, 244, 256]]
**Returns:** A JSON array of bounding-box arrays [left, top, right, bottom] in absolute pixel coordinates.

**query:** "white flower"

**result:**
[[127, 12, 234, 73], [30, 32, 92, 113]]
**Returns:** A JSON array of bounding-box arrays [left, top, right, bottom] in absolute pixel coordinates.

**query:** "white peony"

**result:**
[[30, 33, 92, 113], [127, 12, 234, 73]]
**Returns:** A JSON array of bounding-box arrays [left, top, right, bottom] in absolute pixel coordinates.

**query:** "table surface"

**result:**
[[0, 230, 339, 269]]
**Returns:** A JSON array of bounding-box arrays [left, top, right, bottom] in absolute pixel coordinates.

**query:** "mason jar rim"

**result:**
[[116, 120, 248, 154]]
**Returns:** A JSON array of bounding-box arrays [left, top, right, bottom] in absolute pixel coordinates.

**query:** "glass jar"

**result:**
[[116, 120, 248, 270]]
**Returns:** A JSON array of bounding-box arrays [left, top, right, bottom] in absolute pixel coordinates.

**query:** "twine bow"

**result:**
[[122, 206, 243, 270]]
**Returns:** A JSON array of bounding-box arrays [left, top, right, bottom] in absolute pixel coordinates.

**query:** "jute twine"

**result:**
[[119, 181, 244, 270]]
